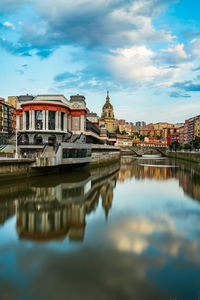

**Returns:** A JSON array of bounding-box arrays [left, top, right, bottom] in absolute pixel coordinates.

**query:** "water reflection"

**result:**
[[0, 163, 118, 243], [119, 156, 200, 202], [1, 158, 200, 299]]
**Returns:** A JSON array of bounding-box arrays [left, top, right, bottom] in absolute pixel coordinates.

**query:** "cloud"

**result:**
[[16, 69, 24, 75], [161, 43, 189, 64], [3, 21, 15, 30], [54, 72, 79, 83], [190, 38, 200, 58], [107, 45, 179, 82], [0, 0, 29, 13], [192, 66, 200, 71], [173, 80, 200, 92], [18, 0, 176, 50], [169, 92, 191, 98], [0, 38, 32, 56]]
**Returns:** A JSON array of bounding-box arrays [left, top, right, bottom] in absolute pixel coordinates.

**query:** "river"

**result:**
[[0, 156, 200, 300]]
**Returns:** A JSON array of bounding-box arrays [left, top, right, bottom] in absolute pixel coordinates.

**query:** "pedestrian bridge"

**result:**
[[122, 145, 169, 157]]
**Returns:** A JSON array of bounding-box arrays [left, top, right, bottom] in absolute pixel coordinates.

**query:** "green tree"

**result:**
[[139, 135, 144, 141], [171, 141, 180, 151], [121, 130, 127, 135], [115, 128, 121, 134], [184, 144, 191, 150], [192, 136, 200, 149], [156, 135, 162, 140]]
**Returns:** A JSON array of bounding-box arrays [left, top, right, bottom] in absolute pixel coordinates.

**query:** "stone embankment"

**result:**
[[0, 159, 35, 180], [89, 144, 120, 167], [0, 144, 121, 179], [167, 151, 200, 163]]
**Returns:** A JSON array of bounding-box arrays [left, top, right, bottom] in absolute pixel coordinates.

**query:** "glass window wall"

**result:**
[[48, 111, 55, 130], [26, 111, 29, 130], [35, 110, 43, 130], [61, 112, 64, 131]]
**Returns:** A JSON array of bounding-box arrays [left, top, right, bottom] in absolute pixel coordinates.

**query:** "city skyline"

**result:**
[[1, 0, 200, 123]]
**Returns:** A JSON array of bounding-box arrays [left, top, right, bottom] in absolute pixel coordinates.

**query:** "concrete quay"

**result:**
[[167, 151, 200, 164], [0, 158, 35, 179], [0, 144, 121, 179]]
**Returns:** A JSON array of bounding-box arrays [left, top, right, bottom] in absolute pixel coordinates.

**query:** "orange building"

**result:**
[[139, 128, 163, 137]]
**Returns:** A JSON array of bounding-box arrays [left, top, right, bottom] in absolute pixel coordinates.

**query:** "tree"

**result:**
[[156, 135, 162, 140], [192, 136, 200, 149], [184, 144, 191, 150], [139, 135, 144, 141], [171, 141, 180, 151], [121, 130, 127, 135], [115, 128, 121, 134]]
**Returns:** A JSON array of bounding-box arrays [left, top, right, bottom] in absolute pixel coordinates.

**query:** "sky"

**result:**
[[0, 0, 200, 123]]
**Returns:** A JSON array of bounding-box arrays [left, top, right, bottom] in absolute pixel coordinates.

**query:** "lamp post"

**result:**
[[15, 128, 18, 159]]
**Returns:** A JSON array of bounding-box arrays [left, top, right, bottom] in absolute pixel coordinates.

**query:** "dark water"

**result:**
[[0, 157, 200, 300]]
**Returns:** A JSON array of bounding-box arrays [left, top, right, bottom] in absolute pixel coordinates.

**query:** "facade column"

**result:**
[[46, 110, 49, 131], [42, 212, 49, 233], [28, 213, 34, 233], [54, 211, 61, 230], [58, 111, 61, 131], [42, 110, 46, 130], [80, 115, 85, 133], [29, 134, 34, 144], [31, 110, 35, 130]]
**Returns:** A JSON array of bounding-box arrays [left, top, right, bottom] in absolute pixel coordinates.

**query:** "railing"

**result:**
[[64, 131, 73, 142], [86, 121, 100, 135], [55, 143, 61, 153], [41, 143, 48, 157], [107, 131, 117, 139]]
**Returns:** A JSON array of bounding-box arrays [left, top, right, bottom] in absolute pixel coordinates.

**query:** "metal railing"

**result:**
[[86, 121, 100, 135]]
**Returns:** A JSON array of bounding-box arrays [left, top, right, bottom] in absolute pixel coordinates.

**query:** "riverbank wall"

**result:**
[[167, 152, 200, 164], [0, 159, 35, 180], [0, 145, 121, 178], [89, 144, 120, 168]]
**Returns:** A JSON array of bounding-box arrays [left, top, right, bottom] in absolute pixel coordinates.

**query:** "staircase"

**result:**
[[42, 145, 55, 158], [0, 144, 6, 152]]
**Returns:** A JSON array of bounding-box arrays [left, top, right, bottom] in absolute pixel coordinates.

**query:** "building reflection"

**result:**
[[119, 156, 200, 202], [15, 163, 119, 242], [1, 157, 200, 243], [0, 201, 15, 226]]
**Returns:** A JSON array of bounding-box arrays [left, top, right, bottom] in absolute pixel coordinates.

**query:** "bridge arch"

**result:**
[[132, 146, 168, 157]]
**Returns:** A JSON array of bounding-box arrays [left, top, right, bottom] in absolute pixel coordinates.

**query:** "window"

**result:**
[[48, 111, 55, 130], [26, 111, 29, 130], [35, 111, 43, 130], [61, 112, 64, 131]]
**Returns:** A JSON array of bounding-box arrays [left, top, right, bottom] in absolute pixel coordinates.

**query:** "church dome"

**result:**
[[103, 101, 113, 110], [102, 91, 113, 110]]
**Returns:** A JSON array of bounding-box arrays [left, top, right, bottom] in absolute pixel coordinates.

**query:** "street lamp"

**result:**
[[15, 128, 18, 159]]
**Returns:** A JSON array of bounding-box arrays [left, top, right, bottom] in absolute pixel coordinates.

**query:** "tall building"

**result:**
[[184, 120, 189, 144], [135, 121, 146, 128], [188, 117, 195, 143], [0, 97, 16, 137], [194, 116, 200, 138], [8, 96, 18, 108], [118, 119, 126, 126], [100, 91, 115, 132], [114, 118, 119, 130], [179, 126, 184, 144], [153, 122, 173, 130]]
